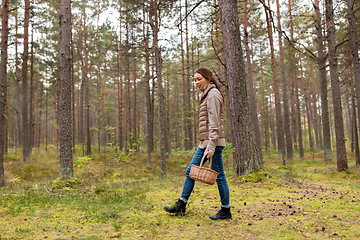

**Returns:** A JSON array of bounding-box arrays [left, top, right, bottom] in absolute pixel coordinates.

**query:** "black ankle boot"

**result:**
[[163, 199, 187, 216], [209, 207, 232, 220]]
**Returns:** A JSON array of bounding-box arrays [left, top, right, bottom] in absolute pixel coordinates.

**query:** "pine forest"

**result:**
[[1, 0, 360, 238]]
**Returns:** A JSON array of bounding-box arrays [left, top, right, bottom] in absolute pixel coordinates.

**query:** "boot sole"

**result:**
[[163, 207, 185, 216], [209, 216, 232, 220]]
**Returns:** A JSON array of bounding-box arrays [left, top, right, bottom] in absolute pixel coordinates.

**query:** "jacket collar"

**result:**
[[200, 83, 216, 101]]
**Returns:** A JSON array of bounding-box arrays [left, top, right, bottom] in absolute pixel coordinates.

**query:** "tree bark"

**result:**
[[71, 18, 75, 153], [243, 0, 263, 162], [15, 8, 22, 149], [180, 4, 186, 150], [288, 0, 303, 158], [260, 57, 269, 152], [309, 61, 320, 150], [132, 46, 137, 151], [264, 4, 286, 163], [97, 45, 102, 153], [38, 83, 43, 153], [269, 92, 276, 150], [300, 57, 313, 152], [45, 88, 48, 153], [22, 0, 31, 164], [219, 0, 261, 175], [124, 4, 130, 154], [118, 5, 123, 151], [276, 0, 292, 161], [325, 0, 348, 171], [350, 79, 360, 165], [346, 0, 360, 148], [0, 0, 9, 187], [151, 0, 167, 176], [184, 0, 193, 150], [30, 27, 34, 151], [59, 0, 73, 179], [83, 0, 91, 156], [103, 51, 107, 150], [143, 0, 153, 166], [314, 0, 332, 161]]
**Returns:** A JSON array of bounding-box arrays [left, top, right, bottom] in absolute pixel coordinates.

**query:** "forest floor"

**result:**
[[1, 146, 360, 239]]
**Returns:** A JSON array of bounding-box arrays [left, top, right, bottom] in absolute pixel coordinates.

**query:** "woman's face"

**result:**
[[194, 73, 210, 91]]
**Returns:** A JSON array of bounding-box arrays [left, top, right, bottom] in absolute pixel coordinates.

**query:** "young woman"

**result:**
[[163, 68, 231, 220]]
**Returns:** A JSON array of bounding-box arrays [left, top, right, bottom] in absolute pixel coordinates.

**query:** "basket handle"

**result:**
[[199, 150, 213, 169]]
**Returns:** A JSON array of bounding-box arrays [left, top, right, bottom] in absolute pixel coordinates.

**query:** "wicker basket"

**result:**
[[189, 152, 218, 185]]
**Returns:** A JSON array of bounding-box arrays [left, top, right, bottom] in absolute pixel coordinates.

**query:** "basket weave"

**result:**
[[189, 152, 218, 185]]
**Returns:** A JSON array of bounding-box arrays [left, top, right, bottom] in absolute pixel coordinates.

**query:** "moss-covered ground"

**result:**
[[1, 147, 360, 239]]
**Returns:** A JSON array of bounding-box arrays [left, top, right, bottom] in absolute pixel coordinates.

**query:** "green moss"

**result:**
[[1, 148, 360, 239], [243, 169, 272, 183]]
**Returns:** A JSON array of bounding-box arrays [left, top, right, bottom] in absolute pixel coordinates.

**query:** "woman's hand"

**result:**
[[206, 149, 214, 158]]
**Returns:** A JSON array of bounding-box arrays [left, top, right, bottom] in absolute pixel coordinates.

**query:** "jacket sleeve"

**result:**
[[206, 89, 223, 152]]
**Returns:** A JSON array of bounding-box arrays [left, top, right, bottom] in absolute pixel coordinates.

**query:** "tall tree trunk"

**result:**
[[346, 92, 353, 152], [219, 0, 261, 175], [59, 0, 73, 179], [264, 4, 285, 163], [15, 8, 22, 149], [83, 0, 91, 156], [260, 58, 269, 152], [132, 47, 137, 151], [124, 4, 130, 154], [269, 93, 276, 150], [143, 0, 153, 166], [78, 9, 84, 148], [118, 5, 123, 151], [309, 61, 320, 149], [350, 78, 360, 165], [325, 0, 348, 171], [191, 42, 197, 143], [22, 0, 31, 164], [184, 0, 193, 150], [314, 0, 332, 161], [346, 0, 360, 144], [276, 0, 292, 161], [103, 51, 107, 150], [180, 2, 186, 150], [54, 87, 59, 154], [97, 45, 101, 153], [0, 0, 9, 187], [214, 0, 220, 78], [300, 57, 313, 152], [30, 27, 34, 151], [79, 82, 84, 146], [71, 17, 75, 153], [45, 88, 48, 153], [243, 0, 263, 162], [288, 0, 303, 158], [38, 83, 43, 153], [151, 0, 167, 176]]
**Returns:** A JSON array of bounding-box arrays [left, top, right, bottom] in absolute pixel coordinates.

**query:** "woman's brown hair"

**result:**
[[195, 68, 225, 102]]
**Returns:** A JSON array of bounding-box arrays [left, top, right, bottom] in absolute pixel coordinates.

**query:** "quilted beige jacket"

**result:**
[[198, 83, 226, 152]]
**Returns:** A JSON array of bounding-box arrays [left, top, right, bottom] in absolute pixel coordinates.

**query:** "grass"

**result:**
[[1, 147, 360, 239]]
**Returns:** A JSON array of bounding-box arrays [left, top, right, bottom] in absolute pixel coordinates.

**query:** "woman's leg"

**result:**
[[180, 147, 206, 203], [210, 146, 230, 207]]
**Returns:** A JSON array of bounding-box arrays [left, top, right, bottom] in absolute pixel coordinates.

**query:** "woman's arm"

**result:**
[[206, 89, 223, 152]]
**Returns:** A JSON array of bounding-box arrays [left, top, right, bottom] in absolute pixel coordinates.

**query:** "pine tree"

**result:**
[[59, 0, 73, 179], [219, 0, 261, 175], [0, 0, 9, 187]]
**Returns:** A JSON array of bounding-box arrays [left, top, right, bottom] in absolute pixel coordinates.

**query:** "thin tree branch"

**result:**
[[176, 0, 208, 28], [281, 32, 318, 60], [259, 0, 319, 61], [210, 9, 226, 69], [212, 68, 227, 87]]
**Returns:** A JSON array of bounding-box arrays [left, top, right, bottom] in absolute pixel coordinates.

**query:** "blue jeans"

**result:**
[[180, 147, 230, 207]]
